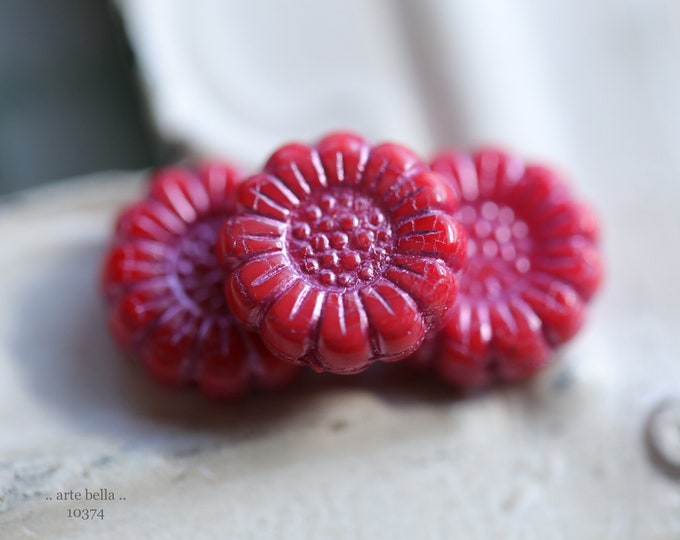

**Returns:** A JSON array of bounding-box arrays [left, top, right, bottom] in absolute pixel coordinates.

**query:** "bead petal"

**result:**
[[261, 281, 324, 361], [386, 170, 457, 219], [225, 253, 298, 327], [196, 161, 239, 214], [264, 143, 326, 196], [115, 200, 186, 242], [472, 148, 524, 200], [506, 165, 557, 218], [361, 143, 424, 194], [317, 291, 372, 373], [436, 346, 492, 389], [150, 166, 208, 222], [396, 212, 467, 266], [195, 320, 250, 398], [533, 199, 600, 243], [360, 280, 425, 359], [101, 242, 170, 302], [219, 215, 285, 263], [248, 336, 300, 389], [489, 299, 551, 381], [142, 308, 198, 387], [316, 132, 369, 186], [521, 276, 586, 346], [431, 150, 479, 203], [532, 238, 603, 300], [433, 301, 496, 388], [237, 174, 296, 222], [385, 255, 457, 323], [108, 281, 174, 349]]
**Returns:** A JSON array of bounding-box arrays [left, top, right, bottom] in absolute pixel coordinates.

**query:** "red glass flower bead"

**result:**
[[420, 148, 603, 388], [101, 162, 298, 398], [219, 132, 467, 374]]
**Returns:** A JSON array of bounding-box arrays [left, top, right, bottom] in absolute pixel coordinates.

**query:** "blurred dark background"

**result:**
[[0, 0, 158, 195]]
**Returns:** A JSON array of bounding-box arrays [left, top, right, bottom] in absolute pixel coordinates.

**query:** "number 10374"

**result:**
[[67, 508, 104, 520]]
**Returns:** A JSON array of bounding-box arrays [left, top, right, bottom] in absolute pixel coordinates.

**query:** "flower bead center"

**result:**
[[457, 200, 534, 299], [175, 218, 227, 313], [287, 189, 393, 289]]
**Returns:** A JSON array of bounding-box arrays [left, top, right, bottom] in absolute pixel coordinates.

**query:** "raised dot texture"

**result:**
[[287, 188, 393, 289]]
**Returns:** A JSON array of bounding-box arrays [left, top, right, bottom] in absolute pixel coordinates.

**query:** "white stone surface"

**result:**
[[2, 0, 680, 537], [0, 161, 677, 537]]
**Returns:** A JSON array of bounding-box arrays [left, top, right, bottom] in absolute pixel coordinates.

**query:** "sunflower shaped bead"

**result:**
[[101, 162, 299, 398], [419, 148, 603, 388], [219, 132, 467, 374]]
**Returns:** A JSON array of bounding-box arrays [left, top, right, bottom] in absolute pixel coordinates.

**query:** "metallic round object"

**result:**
[[646, 398, 680, 476]]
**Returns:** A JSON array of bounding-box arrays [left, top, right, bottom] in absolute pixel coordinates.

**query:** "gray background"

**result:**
[[0, 0, 156, 195]]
